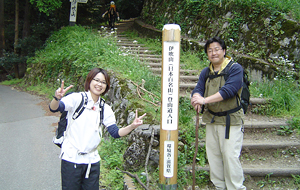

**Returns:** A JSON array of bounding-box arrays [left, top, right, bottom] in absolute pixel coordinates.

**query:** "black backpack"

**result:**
[[203, 60, 250, 139], [53, 92, 105, 148]]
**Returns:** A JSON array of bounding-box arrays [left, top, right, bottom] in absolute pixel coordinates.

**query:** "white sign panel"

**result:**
[[164, 141, 175, 177], [69, 0, 78, 22], [69, 0, 88, 23], [162, 41, 179, 130]]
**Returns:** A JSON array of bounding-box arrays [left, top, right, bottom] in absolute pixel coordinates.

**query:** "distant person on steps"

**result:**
[[102, 1, 120, 30]]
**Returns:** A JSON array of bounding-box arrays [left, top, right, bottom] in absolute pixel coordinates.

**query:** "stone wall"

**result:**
[[103, 74, 160, 172], [138, 0, 300, 81]]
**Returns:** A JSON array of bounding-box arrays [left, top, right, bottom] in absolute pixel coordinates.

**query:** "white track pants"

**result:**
[[206, 124, 246, 190]]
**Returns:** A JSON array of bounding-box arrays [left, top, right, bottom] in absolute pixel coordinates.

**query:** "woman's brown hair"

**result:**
[[84, 68, 110, 95]]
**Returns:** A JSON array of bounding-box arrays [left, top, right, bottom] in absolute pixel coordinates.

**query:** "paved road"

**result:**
[[0, 85, 61, 190]]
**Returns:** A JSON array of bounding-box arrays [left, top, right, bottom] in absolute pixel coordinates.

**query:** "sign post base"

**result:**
[[69, 21, 76, 26], [159, 184, 177, 190]]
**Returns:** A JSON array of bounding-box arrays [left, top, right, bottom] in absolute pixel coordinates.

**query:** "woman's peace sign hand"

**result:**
[[130, 109, 147, 129], [54, 81, 73, 100]]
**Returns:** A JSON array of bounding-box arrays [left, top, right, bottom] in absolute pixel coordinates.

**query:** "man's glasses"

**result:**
[[207, 47, 223, 54]]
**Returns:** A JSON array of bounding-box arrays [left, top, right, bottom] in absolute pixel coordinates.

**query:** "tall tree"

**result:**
[[22, 0, 30, 39], [14, 0, 20, 78], [14, 0, 19, 55], [0, 0, 4, 56], [17, 0, 31, 78]]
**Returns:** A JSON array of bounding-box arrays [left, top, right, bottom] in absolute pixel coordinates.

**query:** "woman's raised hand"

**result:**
[[55, 81, 73, 100], [131, 109, 146, 129]]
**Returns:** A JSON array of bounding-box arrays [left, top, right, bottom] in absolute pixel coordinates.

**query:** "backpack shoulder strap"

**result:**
[[99, 98, 105, 125], [223, 60, 235, 81], [72, 92, 88, 120], [203, 67, 210, 83]]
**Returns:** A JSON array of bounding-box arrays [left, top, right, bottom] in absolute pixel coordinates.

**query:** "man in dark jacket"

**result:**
[[191, 37, 246, 190]]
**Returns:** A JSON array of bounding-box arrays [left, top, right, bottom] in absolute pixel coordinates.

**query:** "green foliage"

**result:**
[[0, 52, 24, 72], [30, 0, 62, 16], [25, 25, 160, 93], [122, 30, 162, 54], [250, 77, 300, 116], [287, 116, 300, 134], [257, 173, 277, 188], [288, 117, 300, 129], [180, 51, 207, 71], [98, 137, 127, 189], [177, 97, 207, 187], [0, 78, 23, 86], [292, 174, 300, 185], [277, 125, 294, 136], [141, 0, 300, 66]]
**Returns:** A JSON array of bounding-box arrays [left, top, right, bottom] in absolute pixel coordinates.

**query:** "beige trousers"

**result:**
[[206, 124, 246, 190]]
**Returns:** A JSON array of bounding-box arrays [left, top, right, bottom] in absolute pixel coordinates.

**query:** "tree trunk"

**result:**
[[18, 0, 31, 78], [14, 0, 19, 78], [0, 0, 4, 56], [22, 0, 30, 39]]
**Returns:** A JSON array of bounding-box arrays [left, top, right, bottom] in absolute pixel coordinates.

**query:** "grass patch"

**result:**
[[250, 77, 300, 117], [99, 137, 128, 190], [1, 78, 23, 85]]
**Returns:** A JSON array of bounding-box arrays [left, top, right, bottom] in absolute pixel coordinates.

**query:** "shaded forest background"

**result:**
[[1, 0, 300, 81], [0, 0, 144, 80]]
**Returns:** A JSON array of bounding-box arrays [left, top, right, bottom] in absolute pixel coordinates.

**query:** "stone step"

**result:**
[[116, 34, 128, 38], [196, 141, 300, 150], [180, 75, 199, 81], [185, 166, 300, 177], [150, 67, 199, 74], [138, 54, 162, 58], [117, 43, 145, 47], [243, 118, 287, 128], [139, 57, 161, 62], [119, 46, 150, 50], [117, 39, 139, 43], [196, 118, 288, 129], [242, 141, 300, 149], [179, 83, 197, 88], [123, 49, 156, 54], [141, 62, 161, 67]]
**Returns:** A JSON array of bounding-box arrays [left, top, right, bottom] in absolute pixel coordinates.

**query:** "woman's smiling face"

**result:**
[[90, 72, 107, 97]]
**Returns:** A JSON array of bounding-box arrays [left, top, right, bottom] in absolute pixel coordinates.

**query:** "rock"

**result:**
[[123, 125, 160, 172]]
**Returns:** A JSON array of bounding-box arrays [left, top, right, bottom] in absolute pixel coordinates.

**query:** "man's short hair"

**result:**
[[204, 37, 227, 55]]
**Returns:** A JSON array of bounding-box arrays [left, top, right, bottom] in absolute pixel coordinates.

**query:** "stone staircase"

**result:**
[[107, 19, 300, 189], [114, 19, 200, 97], [187, 115, 300, 188]]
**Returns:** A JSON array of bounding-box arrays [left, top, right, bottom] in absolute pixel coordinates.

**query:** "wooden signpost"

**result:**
[[159, 24, 181, 190], [69, 0, 88, 26]]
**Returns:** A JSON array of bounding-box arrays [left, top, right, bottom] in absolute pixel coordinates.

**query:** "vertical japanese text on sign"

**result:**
[[164, 141, 174, 177], [162, 42, 179, 130]]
